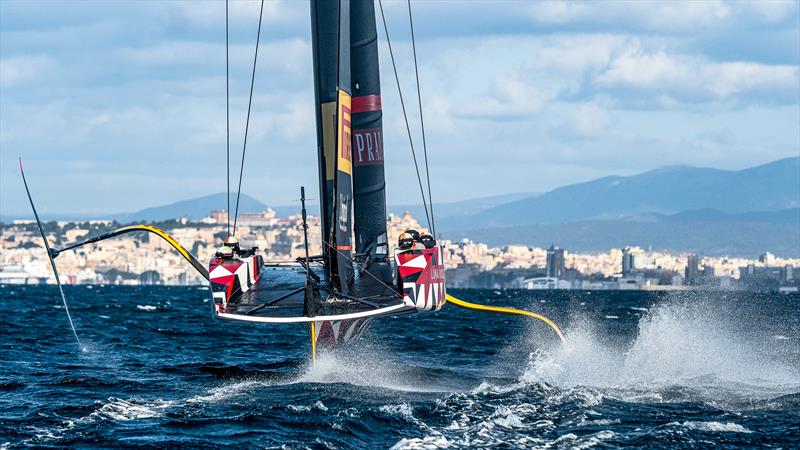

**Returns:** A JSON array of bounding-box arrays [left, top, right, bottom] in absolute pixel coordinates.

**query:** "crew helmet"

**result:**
[[215, 245, 234, 258], [224, 235, 241, 250], [418, 233, 436, 249], [398, 231, 415, 250], [404, 228, 420, 241]]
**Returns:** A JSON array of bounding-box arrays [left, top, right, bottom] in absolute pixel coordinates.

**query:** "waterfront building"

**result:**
[[622, 247, 635, 276], [546, 245, 565, 279], [685, 254, 700, 285]]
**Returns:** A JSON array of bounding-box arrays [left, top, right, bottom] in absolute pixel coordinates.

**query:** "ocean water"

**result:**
[[1, 286, 798, 448]]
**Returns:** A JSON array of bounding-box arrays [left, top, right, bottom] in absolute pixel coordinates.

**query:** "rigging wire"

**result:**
[[232, 0, 265, 235], [377, 0, 432, 233], [322, 239, 403, 300], [19, 159, 83, 351], [330, 0, 342, 258], [406, 0, 436, 238], [225, 0, 231, 237]]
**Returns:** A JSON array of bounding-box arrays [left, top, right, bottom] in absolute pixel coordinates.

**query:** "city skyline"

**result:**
[[2, 1, 798, 216], [2, 210, 798, 292]]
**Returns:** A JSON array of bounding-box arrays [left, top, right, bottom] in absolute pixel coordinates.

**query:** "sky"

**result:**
[[1, 0, 798, 217]]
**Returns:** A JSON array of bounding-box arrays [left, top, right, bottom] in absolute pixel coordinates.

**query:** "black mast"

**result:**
[[310, 0, 354, 294], [350, 0, 389, 264]]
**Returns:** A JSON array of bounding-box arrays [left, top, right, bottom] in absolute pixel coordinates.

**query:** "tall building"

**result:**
[[759, 252, 775, 265], [622, 247, 635, 276], [546, 245, 566, 279], [685, 254, 700, 285]]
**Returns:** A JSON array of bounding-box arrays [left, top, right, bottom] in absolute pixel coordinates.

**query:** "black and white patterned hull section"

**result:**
[[394, 246, 446, 312], [313, 317, 373, 349], [208, 255, 263, 312]]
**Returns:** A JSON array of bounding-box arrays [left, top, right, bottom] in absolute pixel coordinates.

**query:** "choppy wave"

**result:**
[[668, 421, 752, 433], [2, 286, 798, 448]]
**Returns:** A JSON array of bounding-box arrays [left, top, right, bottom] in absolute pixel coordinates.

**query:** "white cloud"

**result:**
[[570, 102, 609, 135], [0, 55, 57, 87], [118, 38, 310, 75], [528, 1, 593, 25], [596, 42, 691, 88], [119, 41, 222, 66], [709, 61, 798, 98], [2, 1, 798, 213], [531, 34, 624, 75], [740, 0, 797, 22], [460, 73, 551, 120], [595, 41, 799, 102], [528, 0, 732, 31], [167, 0, 301, 28]]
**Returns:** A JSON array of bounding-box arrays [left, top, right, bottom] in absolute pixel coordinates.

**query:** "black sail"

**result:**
[[350, 0, 389, 263], [310, 0, 354, 293]]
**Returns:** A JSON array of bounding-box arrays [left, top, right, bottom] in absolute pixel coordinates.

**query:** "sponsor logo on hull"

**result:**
[[395, 246, 447, 311], [209, 254, 263, 312]]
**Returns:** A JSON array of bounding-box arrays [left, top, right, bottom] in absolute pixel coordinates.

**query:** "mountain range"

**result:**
[[108, 193, 269, 223], [446, 208, 799, 257], [3, 157, 798, 256], [439, 157, 799, 229], [436, 157, 799, 256], [102, 192, 537, 223]]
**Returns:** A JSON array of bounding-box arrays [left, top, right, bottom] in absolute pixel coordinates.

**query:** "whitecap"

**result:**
[[287, 400, 328, 412], [391, 435, 451, 450], [489, 407, 524, 429], [90, 397, 173, 421], [186, 380, 267, 404], [380, 403, 416, 421], [572, 430, 616, 449], [669, 421, 752, 433]]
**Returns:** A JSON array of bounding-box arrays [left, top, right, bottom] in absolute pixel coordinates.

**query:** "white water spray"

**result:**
[[522, 298, 800, 404]]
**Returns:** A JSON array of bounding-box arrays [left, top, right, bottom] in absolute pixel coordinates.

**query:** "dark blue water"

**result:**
[[1, 286, 798, 448]]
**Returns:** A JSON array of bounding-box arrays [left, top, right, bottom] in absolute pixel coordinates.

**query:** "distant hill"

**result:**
[[389, 192, 539, 222], [444, 208, 800, 257], [107, 192, 533, 224], [441, 157, 800, 230], [664, 207, 800, 225], [0, 191, 539, 225], [108, 193, 267, 223]]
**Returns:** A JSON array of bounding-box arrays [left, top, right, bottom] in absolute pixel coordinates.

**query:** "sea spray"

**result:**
[[299, 342, 457, 393], [521, 296, 800, 406]]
